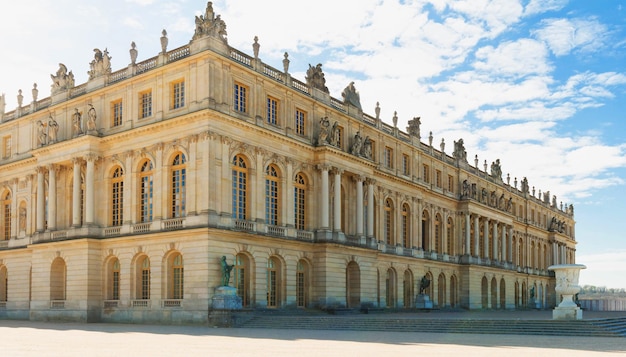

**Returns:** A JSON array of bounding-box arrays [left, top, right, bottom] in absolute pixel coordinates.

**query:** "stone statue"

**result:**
[[87, 104, 97, 131], [160, 29, 168, 54], [407, 117, 420, 137], [462, 180, 470, 198], [37, 120, 47, 146], [490, 159, 502, 180], [317, 117, 330, 146], [349, 131, 363, 156], [552, 195, 557, 207], [31, 83, 38, 102], [19, 207, 26, 232], [48, 115, 59, 143], [375, 102, 380, 119], [521, 177, 529, 193], [220, 256, 234, 286], [440, 138, 445, 153], [17, 89, 23, 107], [130, 42, 138, 64], [453, 138, 467, 162], [51, 63, 75, 94], [305, 63, 329, 93], [72, 109, 83, 136], [418, 275, 430, 295], [88, 48, 112, 80], [252, 36, 260, 58], [341, 82, 361, 109], [193, 2, 228, 43], [361, 136, 372, 159], [329, 121, 340, 147], [283, 52, 290, 73], [530, 286, 535, 300]]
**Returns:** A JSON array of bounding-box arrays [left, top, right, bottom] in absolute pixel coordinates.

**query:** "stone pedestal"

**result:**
[[211, 286, 242, 310], [415, 294, 433, 309], [548, 264, 586, 320]]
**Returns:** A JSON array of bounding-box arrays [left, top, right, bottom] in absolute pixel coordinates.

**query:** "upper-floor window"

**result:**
[[265, 165, 280, 225], [435, 169, 442, 188], [384, 198, 394, 245], [111, 99, 123, 127], [139, 90, 152, 118], [171, 80, 185, 109], [266, 96, 279, 126], [384, 147, 393, 169], [139, 160, 154, 223], [2, 136, 11, 159], [294, 173, 306, 230], [234, 82, 248, 113], [402, 154, 410, 176], [447, 175, 454, 193], [2, 191, 11, 240], [423, 164, 430, 183], [295, 108, 306, 136], [170, 153, 186, 218], [232, 155, 248, 219]]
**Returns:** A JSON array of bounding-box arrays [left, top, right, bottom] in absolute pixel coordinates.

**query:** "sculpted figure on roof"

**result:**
[[306, 63, 329, 93], [342, 82, 361, 110], [50, 63, 75, 94], [88, 48, 112, 80], [193, 1, 227, 43]]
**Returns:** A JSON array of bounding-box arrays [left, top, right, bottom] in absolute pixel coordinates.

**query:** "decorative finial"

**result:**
[[392, 111, 398, 127], [130, 41, 138, 65], [160, 29, 168, 54], [253, 36, 260, 58], [428, 131, 433, 146], [283, 52, 290, 73], [375, 102, 381, 119], [17, 89, 23, 107]]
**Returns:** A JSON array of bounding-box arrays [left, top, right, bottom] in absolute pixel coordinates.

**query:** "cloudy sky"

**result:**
[[1, 0, 625, 288]]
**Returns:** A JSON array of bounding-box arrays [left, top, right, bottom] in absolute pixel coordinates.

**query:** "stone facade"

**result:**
[[0, 2, 576, 324]]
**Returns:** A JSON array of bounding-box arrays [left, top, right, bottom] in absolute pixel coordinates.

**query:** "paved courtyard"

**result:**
[[1, 314, 625, 357]]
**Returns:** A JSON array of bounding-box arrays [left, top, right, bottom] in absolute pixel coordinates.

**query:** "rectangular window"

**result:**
[[402, 154, 410, 175], [448, 175, 454, 193], [337, 126, 344, 148], [436, 170, 442, 188], [171, 80, 185, 109], [266, 96, 279, 125], [423, 164, 430, 183], [295, 108, 306, 136], [139, 90, 152, 118], [234, 82, 247, 113], [111, 100, 123, 127], [2, 136, 10, 159], [173, 266, 183, 299], [384, 147, 393, 168], [112, 271, 120, 300]]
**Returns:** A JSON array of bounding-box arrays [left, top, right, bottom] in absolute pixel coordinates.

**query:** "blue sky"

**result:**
[[0, 0, 625, 288]]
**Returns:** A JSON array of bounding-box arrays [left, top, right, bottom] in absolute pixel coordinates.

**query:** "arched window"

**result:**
[[0, 265, 7, 302], [518, 238, 524, 266], [170, 153, 186, 218], [500, 278, 506, 309], [107, 258, 120, 300], [296, 259, 309, 308], [438, 273, 446, 308], [232, 155, 248, 220], [266, 257, 281, 308], [491, 277, 498, 309], [168, 253, 184, 299], [446, 217, 454, 255], [384, 198, 393, 245], [136, 256, 150, 300], [481, 276, 488, 309], [2, 191, 11, 240], [111, 166, 124, 226], [435, 214, 442, 254], [139, 160, 154, 223], [479, 222, 485, 258], [346, 261, 360, 308], [265, 165, 280, 225], [422, 211, 430, 251], [403, 269, 413, 308], [385, 268, 396, 308], [401, 204, 410, 248], [50, 257, 66, 301], [294, 173, 306, 230], [234, 253, 251, 307], [450, 275, 458, 308]]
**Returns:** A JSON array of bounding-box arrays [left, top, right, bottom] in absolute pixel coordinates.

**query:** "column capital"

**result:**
[[331, 167, 344, 175], [84, 153, 100, 162], [35, 166, 47, 174], [316, 163, 332, 171], [352, 175, 365, 183], [365, 177, 377, 186]]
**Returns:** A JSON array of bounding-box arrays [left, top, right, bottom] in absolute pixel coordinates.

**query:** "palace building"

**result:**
[[0, 2, 576, 323]]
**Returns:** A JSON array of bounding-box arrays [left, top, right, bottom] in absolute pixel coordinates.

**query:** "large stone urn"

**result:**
[[548, 264, 586, 320]]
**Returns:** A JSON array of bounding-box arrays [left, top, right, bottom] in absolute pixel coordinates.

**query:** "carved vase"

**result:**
[[548, 264, 586, 319]]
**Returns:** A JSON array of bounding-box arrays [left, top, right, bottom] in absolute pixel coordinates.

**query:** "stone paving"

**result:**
[[1, 311, 625, 356]]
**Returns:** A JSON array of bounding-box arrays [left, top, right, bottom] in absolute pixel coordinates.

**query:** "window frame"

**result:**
[[170, 79, 185, 110], [294, 108, 306, 136], [111, 99, 123, 127], [139, 90, 153, 119], [234, 82, 248, 114]]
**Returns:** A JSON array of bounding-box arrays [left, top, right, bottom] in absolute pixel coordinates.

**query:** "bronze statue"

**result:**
[[418, 275, 430, 295], [220, 256, 234, 286]]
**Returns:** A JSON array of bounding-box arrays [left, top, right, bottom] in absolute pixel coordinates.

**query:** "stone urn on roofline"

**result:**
[[548, 264, 586, 320]]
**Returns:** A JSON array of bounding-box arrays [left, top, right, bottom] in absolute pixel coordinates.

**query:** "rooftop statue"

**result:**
[[453, 138, 467, 162], [306, 63, 329, 93], [50, 63, 75, 94], [490, 159, 502, 180], [193, 1, 227, 43], [88, 48, 112, 80], [341, 82, 361, 109], [407, 117, 420, 138]]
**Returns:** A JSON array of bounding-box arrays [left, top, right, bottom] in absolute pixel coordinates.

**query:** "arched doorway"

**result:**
[[296, 259, 310, 308], [266, 257, 282, 308], [50, 257, 66, 301], [346, 261, 360, 308], [450, 275, 458, 308], [499, 278, 506, 309], [437, 273, 446, 308], [403, 270, 414, 308], [481, 276, 488, 309], [490, 277, 497, 309], [385, 268, 397, 308]]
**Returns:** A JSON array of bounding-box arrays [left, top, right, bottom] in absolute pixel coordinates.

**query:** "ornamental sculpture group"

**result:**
[[36, 104, 98, 147]]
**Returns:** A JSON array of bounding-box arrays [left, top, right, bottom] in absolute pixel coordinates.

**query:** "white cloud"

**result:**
[[473, 39, 552, 78], [524, 0, 568, 16], [533, 17, 609, 56]]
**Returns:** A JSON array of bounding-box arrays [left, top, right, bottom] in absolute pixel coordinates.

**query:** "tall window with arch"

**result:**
[[139, 160, 154, 222], [265, 165, 280, 225], [435, 214, 442, 254], [111, 167, 124, 226], [446, 217, 454, 255], [234, 254, 250, 307], [296, 260, 308, 308], [232, 155, 248, 220], [384, 198, 393, 245], [107, 258, 120, 300], [170, 153, 186, 218], [266, 257, 280, 308], [401, 203, 410, 248], [0, 265, 7, 303], [2, 191, 11, 240], [294, 173, 306, 230], [137, 256, 150, 300], [169, 253, 184, 300]]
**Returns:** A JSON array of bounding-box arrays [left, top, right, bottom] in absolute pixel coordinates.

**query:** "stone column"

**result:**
[[85, 154, 96, 226], [501, 224, 506, 262], [318, 164, 330, 229], [72, 158, 82, 227], [367, 179, 375, 238], [48, 164, 56, 231], [187, 135, 198, 215], [355, 175, 364, 237], [465, 213, 471, 255], [508, 226, 513, 262], [123, 151, 133, 224], [285, 158, 294, 227], [492, 221, 498, 260], [473, 215, 480, 256], [36, 166, 45, 233], [332, 168, 342, 232], [483, 219, 490, 258]]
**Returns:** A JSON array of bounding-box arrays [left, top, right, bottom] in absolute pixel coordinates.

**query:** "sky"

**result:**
[[0, 0, 625, 289]]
